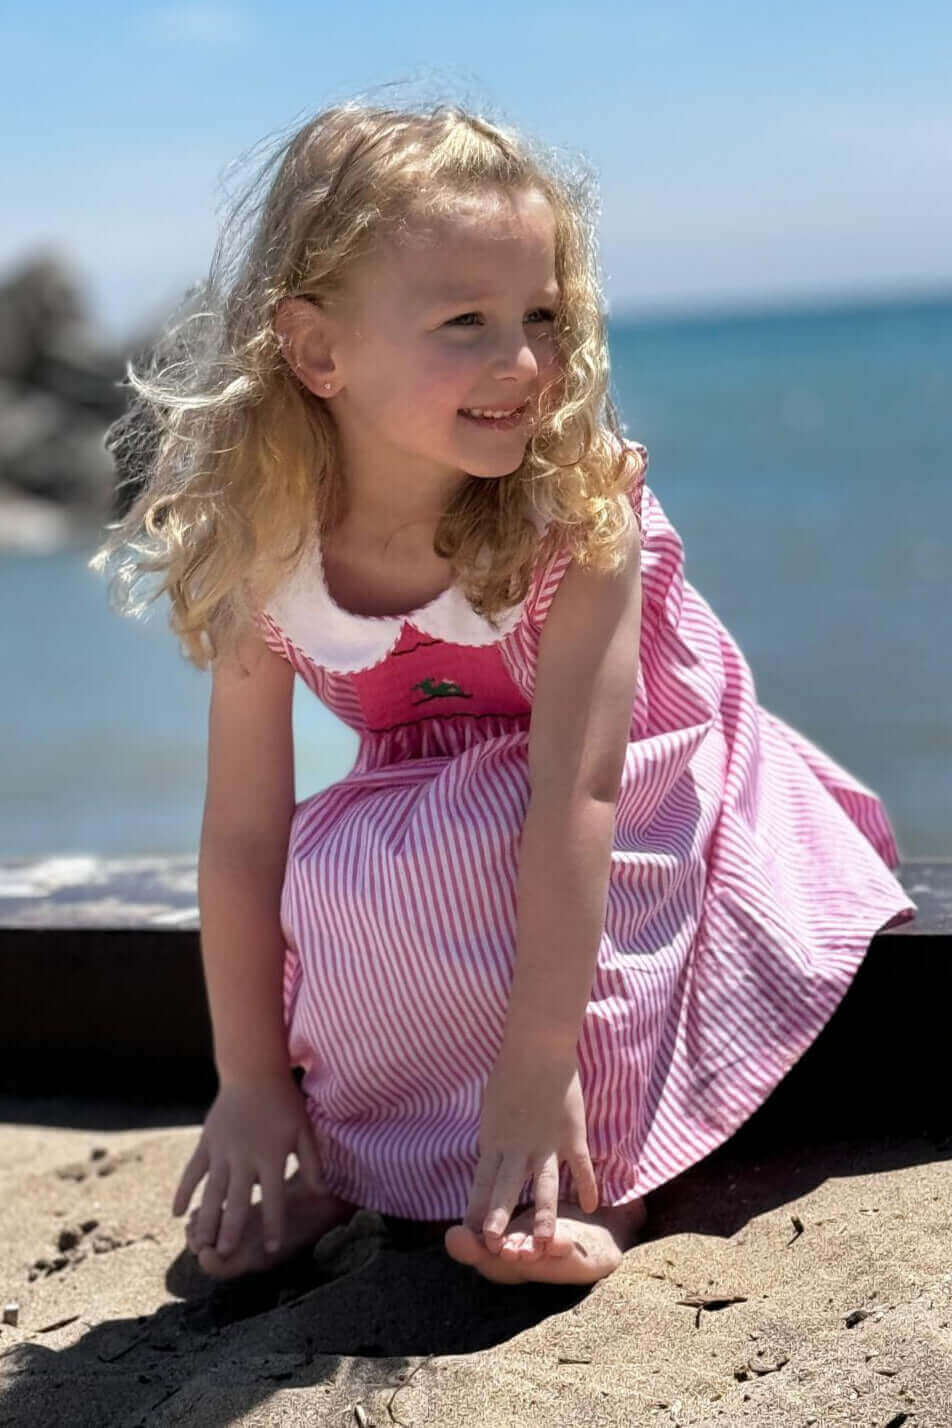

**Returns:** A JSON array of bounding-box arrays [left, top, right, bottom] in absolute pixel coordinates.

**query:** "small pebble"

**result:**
[[55, 1163, 87, 1183], [3, 1304, 19, 1327]]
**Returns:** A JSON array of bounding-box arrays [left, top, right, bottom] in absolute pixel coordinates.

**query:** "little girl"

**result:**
[[92, 99, 917, 1288]]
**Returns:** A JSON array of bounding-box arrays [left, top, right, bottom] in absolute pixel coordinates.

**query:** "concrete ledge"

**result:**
[[1, 856, 949, 1138], [1, 856, 209, 1101]]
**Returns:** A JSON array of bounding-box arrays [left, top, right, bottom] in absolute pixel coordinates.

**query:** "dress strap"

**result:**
[[254, 607, 295, 659]]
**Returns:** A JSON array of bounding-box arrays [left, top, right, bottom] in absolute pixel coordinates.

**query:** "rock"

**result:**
[[4, 403, 116, 510], [32, 350, 127, 417], [0, 381, 66, 463], [54, 1161, 89, 1182], [0, 247, 167, 544], [0, 480, 74, 553], [0, 252, 90, 382]]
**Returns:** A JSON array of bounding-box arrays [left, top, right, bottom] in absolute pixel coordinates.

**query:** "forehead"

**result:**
[[362, 189, 558, 303]]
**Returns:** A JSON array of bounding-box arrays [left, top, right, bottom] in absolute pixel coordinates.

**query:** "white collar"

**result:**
[[263, 521, 540, 674]]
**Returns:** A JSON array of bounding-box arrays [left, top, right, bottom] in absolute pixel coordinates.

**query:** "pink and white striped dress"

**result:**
[[255, 441, 916, 1220]]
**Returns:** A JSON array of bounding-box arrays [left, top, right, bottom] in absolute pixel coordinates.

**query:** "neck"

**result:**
[[330, 417, 472, 554]]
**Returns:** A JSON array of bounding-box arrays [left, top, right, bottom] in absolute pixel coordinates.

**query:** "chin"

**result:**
[[460, 450, 529, 479]]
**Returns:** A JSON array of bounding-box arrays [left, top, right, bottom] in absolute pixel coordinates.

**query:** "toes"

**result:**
[[443, 1225, 526, 1284], [517, 1235, 546, 1262], [499, 1232, 527, 1261], [443, 1224, 486, 1267], [506, 1210, 571, 1260], [196, 1242, 258, 1280], [546, 1228, 576, 1258], [444, 1215, 622, 1286]]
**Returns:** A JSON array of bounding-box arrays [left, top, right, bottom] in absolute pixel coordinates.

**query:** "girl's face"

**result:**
[[323, 186, 562, 485]]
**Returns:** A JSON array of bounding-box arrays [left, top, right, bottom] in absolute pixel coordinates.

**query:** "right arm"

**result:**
[[198, 627, 295, 1085], [172, 628, 325, 1253]]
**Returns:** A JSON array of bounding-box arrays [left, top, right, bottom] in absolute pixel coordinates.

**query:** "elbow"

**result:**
[[529, 748, 628, 810], [586, 780, 624, 807], [528, 772, 624, 817], [579, 776, 624, 808]]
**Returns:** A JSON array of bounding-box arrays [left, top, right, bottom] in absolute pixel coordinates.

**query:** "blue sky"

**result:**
[[4, 1, 950, 341]]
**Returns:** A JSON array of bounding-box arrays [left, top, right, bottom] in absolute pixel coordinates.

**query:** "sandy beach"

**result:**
[[1, 1097, 949, 1427]]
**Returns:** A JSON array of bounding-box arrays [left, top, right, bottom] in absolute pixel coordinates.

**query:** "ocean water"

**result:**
[[2, 292, 949, 860]]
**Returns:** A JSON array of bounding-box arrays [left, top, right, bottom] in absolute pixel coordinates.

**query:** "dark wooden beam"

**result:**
[[0, 857, 948, 1141]]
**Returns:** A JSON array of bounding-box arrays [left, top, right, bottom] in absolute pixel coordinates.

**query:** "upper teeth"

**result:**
[[464, 404, 524, 418]]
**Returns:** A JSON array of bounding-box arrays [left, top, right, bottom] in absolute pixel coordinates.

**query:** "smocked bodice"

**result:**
[[254, 441, 649, 764]]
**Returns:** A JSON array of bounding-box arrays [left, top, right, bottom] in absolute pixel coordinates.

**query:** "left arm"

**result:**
[[466, 513, 644, 1247], [500, 513, 644, 1062]]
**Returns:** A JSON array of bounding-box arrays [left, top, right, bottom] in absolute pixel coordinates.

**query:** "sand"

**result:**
[[0, 1099, 950, 1427]]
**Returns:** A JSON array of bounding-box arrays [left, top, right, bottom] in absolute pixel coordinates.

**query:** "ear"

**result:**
[[272, 297, 338, 397]]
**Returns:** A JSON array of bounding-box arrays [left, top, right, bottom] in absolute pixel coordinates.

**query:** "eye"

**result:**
[[445, 308, 557, 328]]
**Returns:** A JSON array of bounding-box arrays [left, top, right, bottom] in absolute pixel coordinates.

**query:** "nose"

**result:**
[[488, 325, 542, 385]]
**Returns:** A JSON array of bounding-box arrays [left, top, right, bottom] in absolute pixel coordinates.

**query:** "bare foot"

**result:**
[[185, 1170, 358, 1280], [443, 1196, 648, 1285]]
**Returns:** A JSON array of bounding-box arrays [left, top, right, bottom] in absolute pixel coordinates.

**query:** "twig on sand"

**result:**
[[786, 1214, 805, 1246], [675, 1293, 748, 1330], [385, 1353, 438, 1427]]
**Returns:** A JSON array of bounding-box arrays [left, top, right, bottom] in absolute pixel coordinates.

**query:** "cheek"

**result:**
[[537, 334, 562, 373], [538, 342, 565, 390], [412, 349, 476, 407], [359, 346, 443, 418]]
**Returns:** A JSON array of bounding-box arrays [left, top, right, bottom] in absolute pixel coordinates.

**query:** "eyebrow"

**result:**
[[422, 285, 560, 305]]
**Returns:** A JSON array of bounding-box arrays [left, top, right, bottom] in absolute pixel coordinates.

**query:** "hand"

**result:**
[[464, 1051, 599, 1255], [171, 1070, 326, 1257]]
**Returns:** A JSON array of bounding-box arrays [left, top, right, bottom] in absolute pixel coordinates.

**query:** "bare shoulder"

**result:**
[[204, 625, 295, 847], [549, 511, 642, 623]]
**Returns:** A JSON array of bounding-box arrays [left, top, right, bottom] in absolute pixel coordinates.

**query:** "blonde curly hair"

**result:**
[[89, 97, 646, 669]]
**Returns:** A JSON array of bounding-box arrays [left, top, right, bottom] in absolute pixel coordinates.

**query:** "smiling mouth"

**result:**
[[458, 400, 531, 428]]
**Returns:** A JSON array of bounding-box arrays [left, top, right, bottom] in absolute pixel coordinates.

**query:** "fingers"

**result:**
[[463, 1151, 500, 1236], [480, 1152, 535, 1252], [191, 1161, 230, 1251], [213, 1166, 255, 1256], [257, 1158, 288, 1253], [572, 1149, 600, 1215], [529, 1156, 560, 1248], [294, 1124, 326, 1196], [466, 1152, 572, 1255], [171, 1139, 210, 1218]]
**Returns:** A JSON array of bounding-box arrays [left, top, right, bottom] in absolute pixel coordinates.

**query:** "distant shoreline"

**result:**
[[608, 283, 952, 329]]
